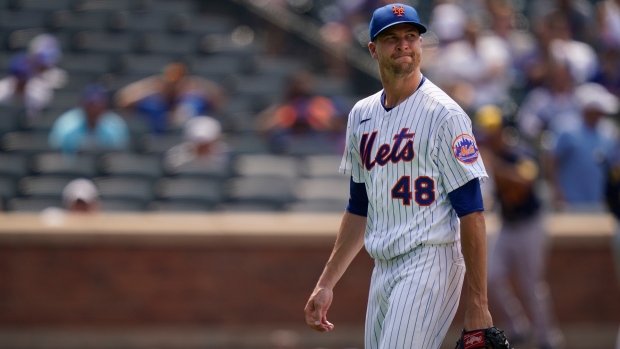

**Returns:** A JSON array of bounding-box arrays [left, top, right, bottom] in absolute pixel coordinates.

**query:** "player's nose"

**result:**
[[395, 38, 410, 50]]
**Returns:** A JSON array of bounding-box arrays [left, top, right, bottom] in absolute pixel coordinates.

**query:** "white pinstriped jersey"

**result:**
[[340, 77, 488, 260]]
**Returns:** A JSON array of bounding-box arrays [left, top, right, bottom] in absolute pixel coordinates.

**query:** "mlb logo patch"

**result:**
[[452, 134, 479, 164], [463, 330, 485, 349]]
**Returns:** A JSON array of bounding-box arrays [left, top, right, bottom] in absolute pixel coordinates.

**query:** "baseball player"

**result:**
[[304, 3, 495, 349], [474, 105, 563, 349]]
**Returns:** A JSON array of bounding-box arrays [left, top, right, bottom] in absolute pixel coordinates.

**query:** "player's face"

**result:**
[[369, 24, 422, 78]]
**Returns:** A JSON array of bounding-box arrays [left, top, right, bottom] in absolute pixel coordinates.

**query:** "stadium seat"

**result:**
[[183, 12, 234, 34], [9, 0, 71, 11], [0, 11, 48, 31], [100, 198, 145, 212], [226, 134, 270, 155], [58, 53, 112, 74], [23, 108, 69, 132], [154, 176, 223, 209], [62, 73, 102, 91], [0, 153, 29, 179], [216, 202, 284, 212], [2, 131, 53, 154], [293, 177, 349, 203], [112, 11, 169, 33], [286, 134, 342, 157], [300, 155, 345, 178], [18, 175, 75, 198], [313, 75, 354, 97], [286, 199, 347, 213], [147, 0, 195, 14], [233, 154, 299, 179], [164, 157, 232, 181], [138, 133, 183, 155], [136, 32, 198, 55], [225, 175, 295, 209], [0, 176, 18, 206], [188, 54, 243, 78], [71, 0, 130, 12], [0, 105, 23, 136], [148, 200, 215, 212], [47, 10, 109, 31], [5, 29, 70, 51], [98, 152, 162, 179], [117, 53, 177, 75], [93, 176, 154, 204], [30, 152, 98, 178], [6, 197, 62, 212], [46, 89, 80, 110], [72, 30, 135, 53]]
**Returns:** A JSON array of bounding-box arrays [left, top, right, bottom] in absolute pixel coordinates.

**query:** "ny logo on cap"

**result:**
[[392, 5, 405, 17]]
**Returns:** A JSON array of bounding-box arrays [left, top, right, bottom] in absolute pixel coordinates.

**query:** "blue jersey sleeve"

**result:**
[[346, 178, 368, 217], [447, 178, 484, 217]]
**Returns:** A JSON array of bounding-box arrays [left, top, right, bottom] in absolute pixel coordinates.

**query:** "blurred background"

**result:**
[[0, 0, 619, 348]]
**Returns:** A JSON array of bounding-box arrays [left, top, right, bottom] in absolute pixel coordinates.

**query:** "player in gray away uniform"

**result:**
[[474, 105, 563, 349], [304, 4, 494, 349]]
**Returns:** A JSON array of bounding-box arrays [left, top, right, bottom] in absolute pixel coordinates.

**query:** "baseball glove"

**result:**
[[455, 326, 513, 349]]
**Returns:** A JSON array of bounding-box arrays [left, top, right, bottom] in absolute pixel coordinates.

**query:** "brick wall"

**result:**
[[0, 213, 617, 328]]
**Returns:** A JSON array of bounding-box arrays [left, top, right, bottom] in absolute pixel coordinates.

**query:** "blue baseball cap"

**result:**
[[369, 3, 427, 41]]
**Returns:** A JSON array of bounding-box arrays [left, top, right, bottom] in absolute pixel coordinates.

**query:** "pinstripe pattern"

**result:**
[[365, 243, 465, 349], [340, 78, 487, 260], [339, 77, 487, 348]]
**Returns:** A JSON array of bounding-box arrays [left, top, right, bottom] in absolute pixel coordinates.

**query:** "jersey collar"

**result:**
[[380, 75, 426, 112]]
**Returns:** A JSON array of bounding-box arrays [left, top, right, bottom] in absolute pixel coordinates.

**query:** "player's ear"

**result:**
[[368, 41, 378, 59]]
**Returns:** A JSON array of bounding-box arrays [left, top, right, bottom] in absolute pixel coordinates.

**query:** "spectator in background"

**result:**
[[517, 61, 580, 145], [486, 0, 537, 90], [49, 84, 130, 154], [603, 141, 620, 349], [0, 52, 53, 119], [115, 61, 226, 133], [425, 16, 513, 113], [549, 82, 619, 211], [28, 33, 67, 90], [61, 178, 100, 213], [591, 47, 620, 97], [257, 70, 344, 154], [475, 105, 564, 349], [597, 0, 620, 50], [163, 115, 231, 177]]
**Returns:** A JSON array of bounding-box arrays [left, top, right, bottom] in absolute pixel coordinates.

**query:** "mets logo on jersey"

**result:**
[[392, 5, 405, 17], [452, 134, 479, 164]]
